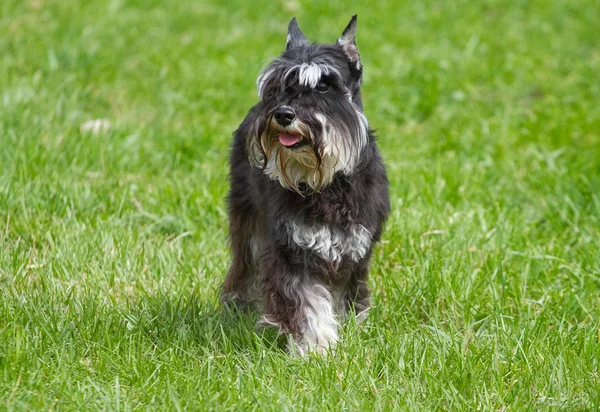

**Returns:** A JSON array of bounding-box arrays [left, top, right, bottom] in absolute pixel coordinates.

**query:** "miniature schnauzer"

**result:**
[[222, 15, 390, 355]]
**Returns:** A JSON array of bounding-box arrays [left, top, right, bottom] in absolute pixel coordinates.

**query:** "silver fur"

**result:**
[[315, 110, 369, 176], [262, 277, 339, 356], [286, 221, 372, 264], [293, 280, 338, 355]]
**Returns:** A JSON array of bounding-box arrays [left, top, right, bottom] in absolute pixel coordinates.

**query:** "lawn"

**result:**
[[1, 0, 599, 409]]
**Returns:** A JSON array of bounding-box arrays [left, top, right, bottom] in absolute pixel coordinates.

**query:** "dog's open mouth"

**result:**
[[278, 133, 305, 149]]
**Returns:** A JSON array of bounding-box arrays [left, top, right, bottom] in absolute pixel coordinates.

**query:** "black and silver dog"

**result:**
[[222, 16, 389, 355]]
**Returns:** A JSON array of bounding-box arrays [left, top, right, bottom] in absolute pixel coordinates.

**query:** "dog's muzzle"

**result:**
[[272, 106, 306, 148]]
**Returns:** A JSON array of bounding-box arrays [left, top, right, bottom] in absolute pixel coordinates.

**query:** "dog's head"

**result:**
[[247, 16, 369, 193]]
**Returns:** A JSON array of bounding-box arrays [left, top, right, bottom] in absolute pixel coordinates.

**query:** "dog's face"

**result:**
[[247, 16, 369, 193]]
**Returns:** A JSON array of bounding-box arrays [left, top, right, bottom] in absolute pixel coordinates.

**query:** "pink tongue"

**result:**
[[279, 133, 301, 147]]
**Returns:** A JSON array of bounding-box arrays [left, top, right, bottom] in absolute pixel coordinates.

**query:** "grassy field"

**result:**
[[1, 0, 599, 409]]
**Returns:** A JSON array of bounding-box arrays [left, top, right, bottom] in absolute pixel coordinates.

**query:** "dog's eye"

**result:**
[[263, 90, 275, 100], [315, 81, 330, 92]]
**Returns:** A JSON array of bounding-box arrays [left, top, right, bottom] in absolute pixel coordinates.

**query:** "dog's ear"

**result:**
[[286, 18, 309, 51], [336, 15, 361, 71]]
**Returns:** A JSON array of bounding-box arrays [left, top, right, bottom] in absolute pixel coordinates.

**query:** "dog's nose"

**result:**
[[274, 107, 296, 126]]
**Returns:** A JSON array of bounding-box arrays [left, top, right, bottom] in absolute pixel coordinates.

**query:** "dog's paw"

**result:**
[[355, 306, 371, 324], [221, 293, 251, 313], [287, 335, 336, 357]]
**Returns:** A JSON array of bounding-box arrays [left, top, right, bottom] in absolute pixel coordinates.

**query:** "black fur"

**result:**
[[222, 16, 390, 354]]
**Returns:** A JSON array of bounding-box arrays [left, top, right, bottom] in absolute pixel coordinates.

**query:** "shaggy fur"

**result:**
[[222, 16, 390, 355]]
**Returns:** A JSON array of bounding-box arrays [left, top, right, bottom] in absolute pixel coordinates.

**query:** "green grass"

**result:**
[[1, 0, 599, 409]]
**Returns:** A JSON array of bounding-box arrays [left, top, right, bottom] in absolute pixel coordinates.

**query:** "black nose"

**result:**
[[274, 107, 296, 127]]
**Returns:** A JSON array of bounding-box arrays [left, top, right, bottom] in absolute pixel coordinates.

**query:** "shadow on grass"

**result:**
[[121, 291, 285, 355]]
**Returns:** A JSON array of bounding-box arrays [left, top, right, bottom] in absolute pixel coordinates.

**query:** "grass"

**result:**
[[1, 0, 599, 409]]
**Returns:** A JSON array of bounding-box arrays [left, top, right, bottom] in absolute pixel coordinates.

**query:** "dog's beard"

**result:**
[[248, 113, 368, 193]]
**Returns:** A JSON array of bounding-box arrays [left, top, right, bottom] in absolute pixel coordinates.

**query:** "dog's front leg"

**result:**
[[261, 250, 338, 356]]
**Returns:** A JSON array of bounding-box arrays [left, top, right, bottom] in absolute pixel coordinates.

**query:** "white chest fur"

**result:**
[[286, 221, 372, 264]]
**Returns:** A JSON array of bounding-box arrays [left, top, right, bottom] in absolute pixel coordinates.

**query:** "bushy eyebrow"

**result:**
[[257, 58, 343, 98], [284, 63, 342, 88]]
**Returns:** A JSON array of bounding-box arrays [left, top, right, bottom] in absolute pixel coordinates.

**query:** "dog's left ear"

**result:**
[[336, 15, 361, 71]]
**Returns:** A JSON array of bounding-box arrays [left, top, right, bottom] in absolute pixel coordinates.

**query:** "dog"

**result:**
[[221, 15, 390, 355]]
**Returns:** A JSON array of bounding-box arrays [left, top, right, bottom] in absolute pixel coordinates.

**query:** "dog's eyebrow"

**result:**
[[257, 59, 342, 98], [282, 61, 341, 88], [296, 63, 341, 88]]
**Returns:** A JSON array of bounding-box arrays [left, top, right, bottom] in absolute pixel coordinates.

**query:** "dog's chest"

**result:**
[[285, 220, 372, 264]]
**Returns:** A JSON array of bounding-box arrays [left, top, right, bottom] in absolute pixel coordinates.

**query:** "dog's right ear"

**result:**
[[286, 18, 309, 51]]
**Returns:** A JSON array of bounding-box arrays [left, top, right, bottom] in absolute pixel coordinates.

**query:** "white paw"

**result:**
[[287, 334, 337, 357]]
